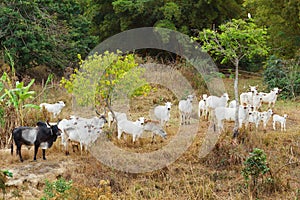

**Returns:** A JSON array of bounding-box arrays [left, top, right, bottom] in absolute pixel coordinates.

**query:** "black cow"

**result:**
[[11, 121, 61, 162]]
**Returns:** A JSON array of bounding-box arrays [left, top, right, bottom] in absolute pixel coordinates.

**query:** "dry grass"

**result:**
[[1, 72, 300, 199]]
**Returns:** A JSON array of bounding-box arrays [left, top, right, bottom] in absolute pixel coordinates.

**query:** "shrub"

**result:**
[[263, 55, 300, 99], [41, 178, 72, 200]]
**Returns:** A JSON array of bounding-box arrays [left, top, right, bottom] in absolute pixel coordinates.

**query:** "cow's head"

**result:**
[[222, 93, 229, 102], [137, 117, 145, 126], [186, 94, 194, 103], [202, 94, 208, 102], [272, 87, 281, 95], [48, 121, 61, 136], [249, 85, 258, 93], [165, 102, 172, 111]]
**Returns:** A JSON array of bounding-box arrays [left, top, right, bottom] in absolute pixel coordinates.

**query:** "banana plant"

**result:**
[[0, 72, 39, 125]]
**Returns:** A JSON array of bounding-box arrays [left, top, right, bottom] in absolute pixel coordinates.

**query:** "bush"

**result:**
[[263, 55, 300, 99], [41, 178, 72, 200]]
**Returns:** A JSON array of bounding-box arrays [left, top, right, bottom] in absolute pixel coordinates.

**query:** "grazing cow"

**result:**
[[144, 120, 167, 142], [11, 122, 61, 162]]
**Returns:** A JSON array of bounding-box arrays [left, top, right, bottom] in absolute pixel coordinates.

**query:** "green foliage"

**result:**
[[41, 178, 72, 200], [194, 19, 269, 67], [240, 54, 266, 72], [263, 56, 300, 99], [0, 72, 39, 125], [0, 0, 97, 72], [0, 170, 13, 198], [88, 0, 243, 42], [1, 170, 13, 178], [60, 52, 149, 108], [244, 0, 300, 58], [241, 148, 270, 184]]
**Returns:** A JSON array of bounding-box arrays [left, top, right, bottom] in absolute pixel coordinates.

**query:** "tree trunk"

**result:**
[[233, 61, 239, 138]]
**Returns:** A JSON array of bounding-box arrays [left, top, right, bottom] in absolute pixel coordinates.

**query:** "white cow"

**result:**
[[260, 109, 273, 130], [206, 93, 229, 120], [40, 101, 65, 118], [273, 114, 288, 132], [260, 87, 281, 108], [214, 105, 251, 132], [198, 94, 208, 119], [107, 111, 127, 127], [62, 115, 107, 154], [154, 102, 172, 127], [248, 110, 263, 130], [117, 117, 145, 142], [179, 95, 194, 125], [144, 120, 167, 141]]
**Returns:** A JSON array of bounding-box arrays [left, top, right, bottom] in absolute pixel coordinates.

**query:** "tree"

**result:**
[[243, 0, 300, 58], [0, 0, 97, 74], [60, 51, 149, 112], [194, 19, 269, 138], [85, 0, 243, 41]]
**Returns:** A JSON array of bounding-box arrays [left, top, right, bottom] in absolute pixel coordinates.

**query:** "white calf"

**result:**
[[117, 117, 145, 142], [198, 94, 208, 119], [273, 114, 288, 132], [248, 111, 262, 130], [40, 101, 65, 118], [154, 102, 172, 127], [179, 95, 194, 125], [260, 109, 273, 130]]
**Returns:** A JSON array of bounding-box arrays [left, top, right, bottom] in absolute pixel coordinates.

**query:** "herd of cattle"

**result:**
[[198, 86, 288, 132], [10, 85, 288, 162]]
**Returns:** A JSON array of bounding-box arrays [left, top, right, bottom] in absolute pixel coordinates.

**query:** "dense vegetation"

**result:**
[[0, 0, 299, 75]]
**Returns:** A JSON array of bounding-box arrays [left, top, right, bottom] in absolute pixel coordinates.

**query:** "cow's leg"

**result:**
[[33, 144, 39, 161], [17, 144, 23, 162], [42, 149, 46, 160], [180, 113, 184, 125], [65, 140, 69, 155], [117, 128, 123, 140]]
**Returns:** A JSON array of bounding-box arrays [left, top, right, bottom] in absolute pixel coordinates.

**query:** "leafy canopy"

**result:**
[[194, 18, 269, 67], [61, 51, 149, 107]]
